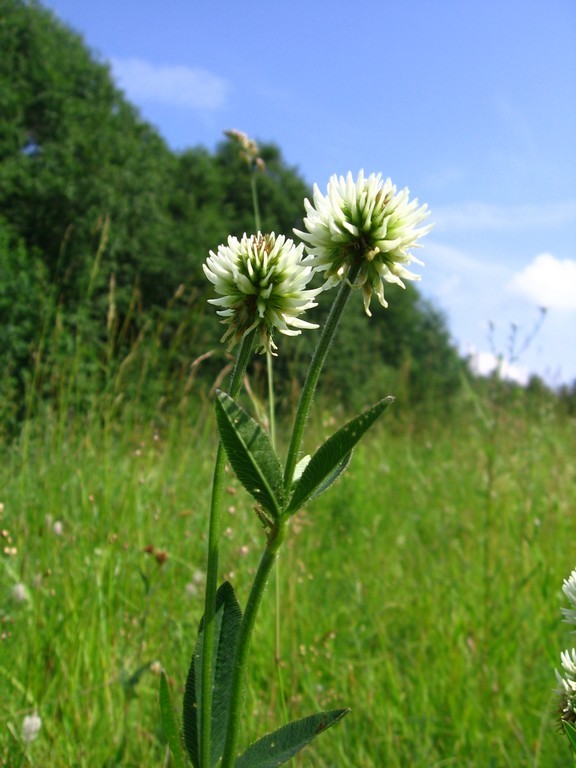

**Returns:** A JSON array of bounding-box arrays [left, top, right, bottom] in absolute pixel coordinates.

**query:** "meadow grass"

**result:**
[[1, 386, 575, 767]]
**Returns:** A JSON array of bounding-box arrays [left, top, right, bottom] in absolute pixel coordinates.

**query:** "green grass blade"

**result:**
[[234, 709, 350, 768], [215, 390, 285, 518], [160, 672, 187, 768], [286, 397, 393, 514]]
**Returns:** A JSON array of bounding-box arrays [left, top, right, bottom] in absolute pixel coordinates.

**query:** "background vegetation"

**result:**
[[1, 2, 575, 766], [1, 378, 575, 767]]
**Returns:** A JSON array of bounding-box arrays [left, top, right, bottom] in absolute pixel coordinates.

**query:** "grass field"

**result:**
[[1, 383, 575, 767]]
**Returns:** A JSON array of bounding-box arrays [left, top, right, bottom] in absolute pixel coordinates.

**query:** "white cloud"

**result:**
[[509, 253, 576, 311], [110, 57, 228, 109], [467, 349, 529, 386]]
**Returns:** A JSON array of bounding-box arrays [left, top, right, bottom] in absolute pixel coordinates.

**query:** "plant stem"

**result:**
[[283, 262, 360, 486], [266, 349, 288, 722], [200, 331, 255, 768], [219, 265, 360, 767], [266, 349, 276, 449], [251, 172, 262, 233], [220, 520, 289, 768]]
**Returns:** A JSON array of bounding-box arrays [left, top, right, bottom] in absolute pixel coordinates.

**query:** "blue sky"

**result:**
[[43, 0, 576, 386]]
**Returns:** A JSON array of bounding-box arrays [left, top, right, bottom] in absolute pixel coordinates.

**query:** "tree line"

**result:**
[[1, 0, 519, 433]]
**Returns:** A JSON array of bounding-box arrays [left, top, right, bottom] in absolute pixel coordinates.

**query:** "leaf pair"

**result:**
[[215, 390, 393, 519]]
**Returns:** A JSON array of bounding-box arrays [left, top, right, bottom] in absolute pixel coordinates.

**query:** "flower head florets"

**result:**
[[556, 568, 576, 725], [557, 648, 576, 720], [295, 171, 433, 315], [203, 232, 320, 354], [21, 712, 42, 745], [562, 569, 576, 626]]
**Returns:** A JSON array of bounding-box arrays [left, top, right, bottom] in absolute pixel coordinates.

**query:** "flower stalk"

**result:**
[[284, 260, 361, 486], [220, 519, 289, 768], [200, 330, 255, 768], [220, 262, 361, 768]]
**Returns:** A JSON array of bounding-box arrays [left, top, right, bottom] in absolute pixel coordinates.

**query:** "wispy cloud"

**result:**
[[423, 241, 512, 304], [433, 200, 576, 232], [509, 253, 576, 312], [110, 57, 229, 109]]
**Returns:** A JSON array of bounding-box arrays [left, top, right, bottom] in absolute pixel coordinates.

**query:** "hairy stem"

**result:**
[[283, 262, 360, 486], [220, 520, 289, 768]]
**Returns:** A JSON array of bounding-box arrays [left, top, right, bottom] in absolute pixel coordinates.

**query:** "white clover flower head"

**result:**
[[203, 232, 320, 354], [12, 582, 28, 603], [562, 568, 576, 625], [295, 170, 433, 315], [21, 712, 42, 745], [557, 648, 576, 717], [556, 568, 576, 723]]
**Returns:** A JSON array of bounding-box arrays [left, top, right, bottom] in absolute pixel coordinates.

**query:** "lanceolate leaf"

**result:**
[[234, 709, 350, 768], [183, 582, 242, 768], [159, 672, 187, 768], [305, 450, 352, 504], [215, 390, 285, 518], [286, 397, 394, 515], [563, 720, 576, 753]]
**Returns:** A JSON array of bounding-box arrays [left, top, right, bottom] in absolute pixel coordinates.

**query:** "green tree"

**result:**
[[0, 0, 178, 313], [0, 0, 465, 425]]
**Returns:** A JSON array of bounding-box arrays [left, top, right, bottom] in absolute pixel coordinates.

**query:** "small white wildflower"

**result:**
[[21, 712, 42, 744], [204, 232, 320, 354], [53, 520, 63, 536], [295, 171, 433, 315], [149, 660, 162, 675], [12, 582, 28, 603]]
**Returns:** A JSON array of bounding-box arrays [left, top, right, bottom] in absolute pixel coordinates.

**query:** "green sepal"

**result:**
[[286, 397, 394, 515], [183, 581, 242, 768], [234, 709, 350, 768], [215, 389, 285, 519], [159, 671, 187, 768]]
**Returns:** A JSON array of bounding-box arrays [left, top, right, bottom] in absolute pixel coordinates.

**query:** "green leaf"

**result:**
[[286, 397, 394, 514], [160, 672, 187, 768], [234, 709, 349, 768], [183, 582, 242, 768], [305, 450, 352, 504], [564, 720, 576, 753], [215, 390, 285, 518]]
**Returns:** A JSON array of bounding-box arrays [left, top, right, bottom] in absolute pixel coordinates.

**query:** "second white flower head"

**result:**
[[295, 171, 433, 315]]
